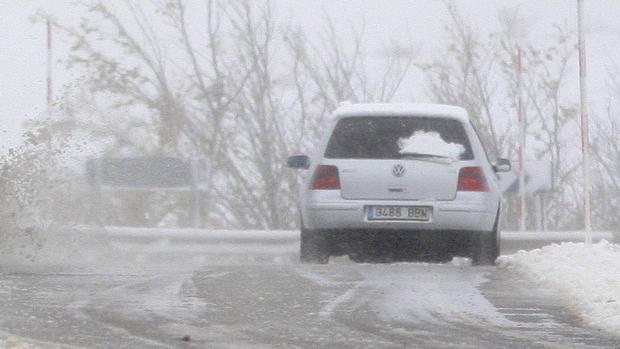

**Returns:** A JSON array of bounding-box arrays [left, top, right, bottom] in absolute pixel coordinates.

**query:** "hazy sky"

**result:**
[[1, 0, 619, 151]]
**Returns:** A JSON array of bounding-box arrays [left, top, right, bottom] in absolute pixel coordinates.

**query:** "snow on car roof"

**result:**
[[332, 103, 469, 122]]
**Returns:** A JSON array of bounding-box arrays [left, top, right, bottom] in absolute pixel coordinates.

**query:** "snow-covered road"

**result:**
[[1, 255, 618, 348]]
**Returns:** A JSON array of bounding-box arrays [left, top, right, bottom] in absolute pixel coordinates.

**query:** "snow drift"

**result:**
[[497, 241, 620, 335]]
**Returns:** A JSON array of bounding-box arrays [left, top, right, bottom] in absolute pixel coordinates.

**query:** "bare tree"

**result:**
[[42, 0, 417, 229], [420, 2, 507, 158], [423, 3, 583, 230], [591, 63, 620, 230], [514, 23, 580, 230], [284, 17, 416, 151]]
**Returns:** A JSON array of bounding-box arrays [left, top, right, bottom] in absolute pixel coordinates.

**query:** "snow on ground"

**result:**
[[398, 131, 465, 159], [0, 332, 81, 349], [0, 333, 40, 349], [361, 264, 514, 327], [497, 240, 620, 335]]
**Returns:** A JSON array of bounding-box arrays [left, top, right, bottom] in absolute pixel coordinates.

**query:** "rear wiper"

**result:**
[[399, 152, 456, 163]]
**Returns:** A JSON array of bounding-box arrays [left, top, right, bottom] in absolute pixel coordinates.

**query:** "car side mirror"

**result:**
[[287, 155, 310, 169], [493, 158, 511, 173]]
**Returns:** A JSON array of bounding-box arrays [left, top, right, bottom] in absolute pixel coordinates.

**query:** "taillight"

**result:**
[[457, 167, 488, 192], [311, 165, 341, 190]]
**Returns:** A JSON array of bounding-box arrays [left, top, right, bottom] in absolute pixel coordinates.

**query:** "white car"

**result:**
[[288, 103, 510, 265]]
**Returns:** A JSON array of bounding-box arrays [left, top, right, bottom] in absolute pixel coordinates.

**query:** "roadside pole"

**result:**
[[47, 18, 53, 108], [46, 17, 53, 151], [517, 47, 526, 233], [577, 0, 593, 245]]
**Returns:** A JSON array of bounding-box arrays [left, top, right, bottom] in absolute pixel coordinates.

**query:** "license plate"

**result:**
[[367, 206, 432, 221]]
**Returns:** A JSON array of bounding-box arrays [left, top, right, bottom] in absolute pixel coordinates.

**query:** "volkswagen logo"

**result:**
[[392, 164, 406, 177]]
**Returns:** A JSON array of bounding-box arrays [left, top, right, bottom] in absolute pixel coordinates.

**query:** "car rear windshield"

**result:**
[[324, 116, 473, 160]]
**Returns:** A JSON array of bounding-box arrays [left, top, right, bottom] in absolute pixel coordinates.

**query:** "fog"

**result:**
[[3, 0, 620, 149], [1, 2, 620, 347], [1, 0, 618, 234]]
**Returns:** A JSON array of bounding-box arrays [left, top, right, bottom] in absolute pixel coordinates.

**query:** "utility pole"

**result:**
[[577, 0, 592, 244], [47, 17, 53, 108], [517, 47, 526, 233], [46, 17, 54, 151]]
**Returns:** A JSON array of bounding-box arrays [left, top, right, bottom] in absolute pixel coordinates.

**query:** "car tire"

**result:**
[[300, 227, 329, 264], [471, 213, 500, 266]]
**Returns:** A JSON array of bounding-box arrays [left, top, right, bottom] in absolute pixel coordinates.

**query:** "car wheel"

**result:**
[[471, 231, 499, 265], [300, 227, 329, 264], [471, 214, 500, 266]]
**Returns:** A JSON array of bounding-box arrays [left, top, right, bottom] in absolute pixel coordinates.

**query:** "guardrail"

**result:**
[[75, 227, 616, 260], [79, 226, 300, 264], [502, 231, 614, 241], [501, 231, 615, 255], [6, 227, 613, 267], [106, 228, 298, 255]]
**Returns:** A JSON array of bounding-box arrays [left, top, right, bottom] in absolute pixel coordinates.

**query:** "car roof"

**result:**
[[332, 103, 470, 123]]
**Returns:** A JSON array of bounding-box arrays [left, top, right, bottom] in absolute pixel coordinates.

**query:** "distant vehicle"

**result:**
[[288, 103, 511, 265]]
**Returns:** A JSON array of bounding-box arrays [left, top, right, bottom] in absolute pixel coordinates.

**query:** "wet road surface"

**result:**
[[0, 258, 618, 349]]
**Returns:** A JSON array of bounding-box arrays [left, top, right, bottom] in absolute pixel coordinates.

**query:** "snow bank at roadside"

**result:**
[[497, 241, 620, 334], [398, 131, 465, 159]]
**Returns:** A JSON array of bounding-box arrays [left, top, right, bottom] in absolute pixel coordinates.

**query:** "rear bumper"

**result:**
[[302, 197, 497, 232]]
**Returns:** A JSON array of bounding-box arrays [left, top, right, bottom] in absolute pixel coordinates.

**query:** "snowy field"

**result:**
[[498, 240, 620, 335]]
